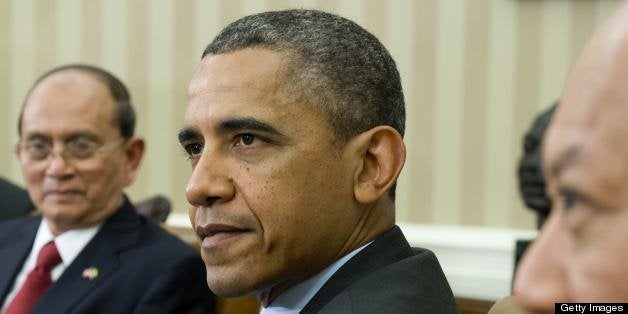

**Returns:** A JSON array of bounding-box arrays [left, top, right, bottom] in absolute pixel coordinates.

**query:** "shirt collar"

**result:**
[[260, 241, 372, 314], [35, 218, 102, 266]]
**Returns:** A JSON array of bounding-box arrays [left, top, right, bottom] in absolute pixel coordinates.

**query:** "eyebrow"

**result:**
[[218, 117, 284, 137], [23, 131, 100, 142], [178, 127, 201, 144], [548, 145, 581, 177], [177, 117, 285, 144]]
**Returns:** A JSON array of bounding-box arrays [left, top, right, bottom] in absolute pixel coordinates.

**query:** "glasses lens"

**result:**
[[66, 138, 99, 159], [19, 137, 122, 162], [24, 140, 51, 160]]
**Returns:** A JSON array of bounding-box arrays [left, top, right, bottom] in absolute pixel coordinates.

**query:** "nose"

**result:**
[[45, 152, 76, 179], [185, 150, 236, 208], [513, 210, 569, 311]]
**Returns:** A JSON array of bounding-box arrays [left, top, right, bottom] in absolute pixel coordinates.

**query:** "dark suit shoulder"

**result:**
[[0, 216, 39, 242], [345, 247, 457, 313], [136, 217, 195, 249], [0, 178, 34, 221], [98, 208, 201, 271], [305, 227, 457, 314]]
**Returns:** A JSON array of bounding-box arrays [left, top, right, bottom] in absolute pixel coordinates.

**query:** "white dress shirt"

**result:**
[[260, 242, 371, 314], [1, 218, 101, 313]]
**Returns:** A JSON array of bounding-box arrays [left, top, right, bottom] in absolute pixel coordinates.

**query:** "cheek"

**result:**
[[569, 215, 628, 300], [21, 162, 41, 182], [232, 161, 303, 229], [82, 161, 125, 193], [570, 253, 628, 300], [21, 166, 44, 200], [240, 156, 351, 230]]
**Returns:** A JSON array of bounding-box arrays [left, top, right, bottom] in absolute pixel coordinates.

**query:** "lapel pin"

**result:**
[[82, 267, 99, 280]]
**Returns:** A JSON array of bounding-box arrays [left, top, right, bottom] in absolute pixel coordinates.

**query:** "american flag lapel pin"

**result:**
[[82, 267, 99, 280]]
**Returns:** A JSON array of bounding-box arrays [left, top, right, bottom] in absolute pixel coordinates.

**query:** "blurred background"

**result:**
[[0, 0, 621, 229]]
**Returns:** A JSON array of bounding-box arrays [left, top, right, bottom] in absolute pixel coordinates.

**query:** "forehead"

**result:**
[[188, 48, 285, 99], [543, 45, 628, 196], [22, 71, 118, 137], [545, 16, 628, 170], [185, 48, 326, 131]]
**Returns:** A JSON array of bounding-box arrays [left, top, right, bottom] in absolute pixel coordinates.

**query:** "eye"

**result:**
[[30, 141, 49, 151], [236, 134, 257, 146], [24, 140, 51, 159], [67, 138, 99, 158], [183, 142, 204, 158], [559, 188, 580, 210]]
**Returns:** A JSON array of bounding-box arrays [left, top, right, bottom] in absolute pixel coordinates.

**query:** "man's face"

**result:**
[[18, 71, 133, 235], [514, 26, 628, 308], [182, 48, 364, 297]]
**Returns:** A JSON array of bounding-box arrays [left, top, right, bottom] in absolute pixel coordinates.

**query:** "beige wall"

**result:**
[[0, 0, 620, 228]]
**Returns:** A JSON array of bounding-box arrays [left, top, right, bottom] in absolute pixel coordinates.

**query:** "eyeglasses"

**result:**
[[17, 137, 125, 162]]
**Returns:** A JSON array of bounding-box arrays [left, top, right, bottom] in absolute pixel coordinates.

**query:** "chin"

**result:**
[[205, 268, 272, 298], [207, 277, 253, 297]]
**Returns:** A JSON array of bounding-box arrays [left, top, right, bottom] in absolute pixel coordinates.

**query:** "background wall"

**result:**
[[0, 0, 620, 228]]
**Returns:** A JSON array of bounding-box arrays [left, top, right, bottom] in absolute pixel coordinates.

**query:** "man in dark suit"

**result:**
[[179, 9, 456, 313], [0, 178, 33, 221], [1, 64, 214, 313]]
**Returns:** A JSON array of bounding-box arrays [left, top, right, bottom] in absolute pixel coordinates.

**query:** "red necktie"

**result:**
[[5, 241, 61, 314]]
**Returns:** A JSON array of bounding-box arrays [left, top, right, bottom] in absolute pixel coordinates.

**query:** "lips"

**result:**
[[45, 189, 82, 194], [42, 189, 84, 203], [195, 223, 251, 248]]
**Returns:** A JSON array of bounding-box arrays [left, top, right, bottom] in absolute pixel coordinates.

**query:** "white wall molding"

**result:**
[[399, 223, 537, 301]]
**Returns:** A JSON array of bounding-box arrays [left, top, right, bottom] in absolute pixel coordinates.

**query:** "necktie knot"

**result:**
[[37, 241, 61, 272]]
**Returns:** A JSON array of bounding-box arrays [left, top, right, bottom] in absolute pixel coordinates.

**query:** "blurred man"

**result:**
[[0, 64, 214, 313], [0, 178, 33, 221], [180, 9, 456, 313], [514, 1, 628, 310]]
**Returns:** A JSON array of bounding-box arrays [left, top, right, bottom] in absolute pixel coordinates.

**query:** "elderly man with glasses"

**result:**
[[0, 64, 215, 314]]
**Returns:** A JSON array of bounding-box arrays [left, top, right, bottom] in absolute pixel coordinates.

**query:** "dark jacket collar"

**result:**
[[301, 226, 411, 314]]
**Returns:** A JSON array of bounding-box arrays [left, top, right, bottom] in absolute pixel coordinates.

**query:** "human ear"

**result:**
[[123, 137, 145, 186], [351, 126, 406, 204], [14, 143, 21, 159]]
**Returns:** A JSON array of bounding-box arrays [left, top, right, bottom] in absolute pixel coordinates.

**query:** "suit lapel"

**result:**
[[31, 198, 143, 314], [31, 238, 120, 313], [0, 217, 40, 303], [301, 226, 412, 314]]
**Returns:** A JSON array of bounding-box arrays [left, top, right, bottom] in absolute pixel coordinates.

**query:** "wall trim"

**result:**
[[398, 223, 536, 301]]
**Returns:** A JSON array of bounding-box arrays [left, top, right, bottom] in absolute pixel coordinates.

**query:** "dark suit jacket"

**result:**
[[0, 197, 215, 314], [0, 178, 34, 221], [301, 226, 458, 314]]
